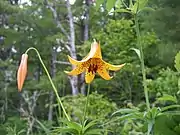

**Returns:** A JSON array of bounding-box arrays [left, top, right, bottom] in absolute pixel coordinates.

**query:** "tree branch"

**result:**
[[44, 0, 70, 39], [54, 60, 70, 65], [66, 0, 76, 59]]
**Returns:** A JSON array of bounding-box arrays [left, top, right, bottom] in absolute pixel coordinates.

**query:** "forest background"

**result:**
[[0, 0, 180, 135]]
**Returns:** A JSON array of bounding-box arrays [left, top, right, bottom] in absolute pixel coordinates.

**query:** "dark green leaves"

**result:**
[[52, 119, 103, 135]]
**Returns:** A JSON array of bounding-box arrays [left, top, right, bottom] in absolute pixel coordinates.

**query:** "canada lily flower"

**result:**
[[17, 54, 28, 92], [65, 41, 126, 83]]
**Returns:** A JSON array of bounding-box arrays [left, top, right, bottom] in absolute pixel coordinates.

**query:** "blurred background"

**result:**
[[0, 0, 180, 134]]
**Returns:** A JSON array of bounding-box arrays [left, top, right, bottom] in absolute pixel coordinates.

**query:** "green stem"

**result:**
[[134, 15, 150, 111], [82, 84, 91, 126], [25, 47, 70, 121]]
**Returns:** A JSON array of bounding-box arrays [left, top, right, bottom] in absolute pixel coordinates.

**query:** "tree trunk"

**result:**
[[80, 0, 90, 95], [66, 0, 79, 95], [45, 0, 79, 95], [83, 0, 90, 41], [48, 47, 57, 121]]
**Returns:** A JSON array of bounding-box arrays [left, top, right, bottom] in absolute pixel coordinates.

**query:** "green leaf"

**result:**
[[163, 111, 180, 115], [138, 0, 148, 10], [65, 121, 82, 132], [130, 48, 141, 60], [112, 108, 140, 116], [83, 120, 99, 133], [138, 7, 155, 14], [52, 127, 78, 134], [144, 107, 161, 121], [35, 119, 50, 134], [148, 120, 154, 135], [130, 0, 149, 14], [96, 0, 104, 10], [157, 94, 177, 103], [85, 129, 102, 135], [161, 105, 180, 112], [106, 0, 116, 11], [114, 9, 132, 14], [129, 0, 133, 9], [132, 1, 138, 14], [150, 107, 161, 118], [178, 78, 180, 91], [54, 120, 82, 134], [114, 113, 143, 121], [175, 51, 180, 72], [154, 115, 178, 135]]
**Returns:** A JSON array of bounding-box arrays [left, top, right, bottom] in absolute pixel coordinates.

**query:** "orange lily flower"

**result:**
[[65, 41, 126, 83], [17, 54, 28, 92]]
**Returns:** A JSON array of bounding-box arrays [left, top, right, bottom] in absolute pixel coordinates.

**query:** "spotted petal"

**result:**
[[85, 70, 95, 83], [65, 64, 85, 75], [97, 67, 112, 80], [68, 55, 82, 65]]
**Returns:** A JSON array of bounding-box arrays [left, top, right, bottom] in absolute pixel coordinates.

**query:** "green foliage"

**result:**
[[0, 116, 26, 135], [6, 125, 25, 135], [0, 0, 180, 134], [157, 94, 177, 103], [111, 105, 180, 134], [92, 19, 135, 64], [0, 0, 20, 13], [147, 68, 179, 96], [62, 92, 117, 121], [52, 119, 103, 135], [106, 0, 116, 11], [154, 115, 180, 135]]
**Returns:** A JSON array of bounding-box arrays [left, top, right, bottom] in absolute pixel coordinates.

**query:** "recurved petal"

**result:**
[[97, 67, 112, 80], [81, 41, 99, 62], [105, 62, 126, 71], [65, 64, 85, 75], [93, 41, 102, 59], [70, 40, 100, 64], [17, 54, 28, 92], [85, 70, 95, 83], [68, 55, 82, 65], [82, 53, 89, 60]]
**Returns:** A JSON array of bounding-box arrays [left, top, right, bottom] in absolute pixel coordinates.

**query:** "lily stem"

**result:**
[[82, 84, 91, 126], [134, 15, 150, 111], [25, 47, 70, 121]]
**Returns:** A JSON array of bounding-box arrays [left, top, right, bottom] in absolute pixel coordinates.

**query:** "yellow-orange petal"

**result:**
[[65, 64, 85, 75], [67, 55, 81, 65], [17, 54, 28, 92], [67, 41, 99, 65], [81, 41, 99, 61], [92, 41, 102, 59], [97, 67, 112, 80], [85, 70, 95, 83], [105, 62, 126, 71]]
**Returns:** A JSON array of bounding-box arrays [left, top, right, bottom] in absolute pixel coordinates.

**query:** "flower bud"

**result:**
[[17, 54, 28, 92]]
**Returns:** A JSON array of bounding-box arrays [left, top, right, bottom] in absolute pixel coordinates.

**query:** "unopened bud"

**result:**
[[17, 54, 28, 92]]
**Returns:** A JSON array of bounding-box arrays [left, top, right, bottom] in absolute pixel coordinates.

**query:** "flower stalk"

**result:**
[[134, 15, 150, 111], [82, 83, 90, 123], [24, 47, 70, 121]]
